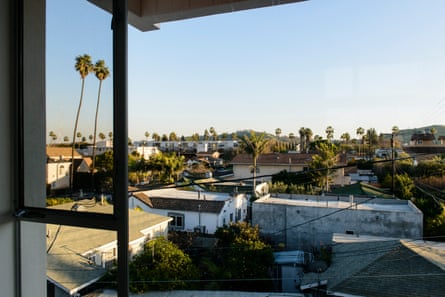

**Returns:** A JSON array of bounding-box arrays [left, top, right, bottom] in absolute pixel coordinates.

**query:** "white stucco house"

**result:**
[[46, 201, 172, 297], [129, 188, 249, 234], [46, 147, 84, 190]]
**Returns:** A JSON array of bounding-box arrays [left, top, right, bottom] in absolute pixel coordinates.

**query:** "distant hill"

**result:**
[[398, 125, 445, 144]]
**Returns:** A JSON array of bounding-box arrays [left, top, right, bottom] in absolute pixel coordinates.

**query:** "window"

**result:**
[[168, 213, 185, 230]]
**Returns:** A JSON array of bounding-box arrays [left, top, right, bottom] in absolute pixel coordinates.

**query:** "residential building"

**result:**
[[231, 152, 347, 187], [300, 233, 445, 297], [252, 194, 423, 249], [46, 147, 84, 191], [129, 188, 248, 234], [134, 145, 160, 160], [46, 201, 172, 297], [231, 153, 314, 181]]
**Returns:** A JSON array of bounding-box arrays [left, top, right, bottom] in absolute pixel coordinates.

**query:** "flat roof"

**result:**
[[141, 188, 237, 201], [254, 196, 417, 213]]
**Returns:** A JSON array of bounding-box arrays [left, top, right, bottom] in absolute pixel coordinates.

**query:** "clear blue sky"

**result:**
[[46, 0, 445, 143]]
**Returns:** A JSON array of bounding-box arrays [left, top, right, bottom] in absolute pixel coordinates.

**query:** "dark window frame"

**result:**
[[14, 1, 130, 296]]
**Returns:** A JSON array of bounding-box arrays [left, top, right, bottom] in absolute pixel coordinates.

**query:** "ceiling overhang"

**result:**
[[88, 0, 307, 31]]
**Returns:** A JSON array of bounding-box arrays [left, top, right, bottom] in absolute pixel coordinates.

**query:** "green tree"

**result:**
[[94, 150, 114, 191], [147, 152, 185, 184], [310, 142, 337, 192], [71, 54, 93, 190], [91, 59, 110, 182], [239, 131, 270, 196], [382, 173, 415, 199], [63, 136, 69, 143], [214, 222, 274, 291], [129, 237, 198, 293]]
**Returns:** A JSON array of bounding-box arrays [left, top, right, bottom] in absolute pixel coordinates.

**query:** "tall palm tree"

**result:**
[[239, 131, 270, 196], [145, 131, 150, 142], [325, 126, 334, 142], [91, 59, 110, 182], [356, 127, 365, 157], [71, 54, 93, 191], [299, 127, 306, 152], [305, 128, 313, 152]]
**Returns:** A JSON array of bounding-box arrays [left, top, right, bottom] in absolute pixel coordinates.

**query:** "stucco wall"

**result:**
[[252, 196, 423, 250]]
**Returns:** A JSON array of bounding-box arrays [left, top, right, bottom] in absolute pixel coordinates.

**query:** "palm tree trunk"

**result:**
[[70, 78, 85, 194], [91, 80, 103, 189]]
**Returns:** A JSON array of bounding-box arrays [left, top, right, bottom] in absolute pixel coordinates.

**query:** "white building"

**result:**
[[253, 194, 423, 249], [129, 188, 248, 234], [46, 147, 84, 190], [135, 145, 160, 160]]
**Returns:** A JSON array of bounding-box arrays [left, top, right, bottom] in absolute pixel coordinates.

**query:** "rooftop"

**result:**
[[301, 234, 445, 297], [254, 195, 419, 213], [139, 188, 236, 201], [47, 201, 171, 294]]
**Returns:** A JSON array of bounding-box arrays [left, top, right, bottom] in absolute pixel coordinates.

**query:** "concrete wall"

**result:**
[[252, 196, 423, 250]]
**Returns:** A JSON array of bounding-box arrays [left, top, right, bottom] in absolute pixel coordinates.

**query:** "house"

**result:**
[[231, 153, 313, 181], [300, 233, 445, 297], [231, 152, 348, 188], [46, 147, 83, 190], [252, 194, 423, 249], [403, 131, 445, 155], [129, 188, 248, 234], [46, 201, 172, 297]]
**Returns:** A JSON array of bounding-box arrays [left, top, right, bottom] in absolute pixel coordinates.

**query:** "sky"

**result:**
[[46, 0, 445, 143]]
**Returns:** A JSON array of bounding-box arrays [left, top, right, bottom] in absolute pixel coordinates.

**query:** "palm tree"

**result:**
[[98, 132, 106, 141], [275, 128, 282, 139], [152, 133, 160, 142], [108, 131, 113, 141], [299, 127, 306, 152], [91, 59, 110, 182], [305, 128, 313, 152], [63, 136, 69, 143], [49, 131, 57, 144], [76, 132, 82, 148], [356, 127, 365, 157], [239, 131, 270, 196], [430, 127, 437, 143], [340, 132, 350, 144], [325, 126, 334, 142], [145, 131, 150, 142], [71, 54, 93, 191]]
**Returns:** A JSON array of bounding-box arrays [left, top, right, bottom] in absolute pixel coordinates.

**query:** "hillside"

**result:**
[[398, 125, 445, 144]]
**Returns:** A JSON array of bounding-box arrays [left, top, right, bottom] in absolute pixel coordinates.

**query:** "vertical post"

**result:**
[[112, 0, 129, 296], [391, 133, 395, 197]]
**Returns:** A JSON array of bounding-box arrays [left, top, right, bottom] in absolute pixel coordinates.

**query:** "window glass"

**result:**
[[44, 0, 113, 211]]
